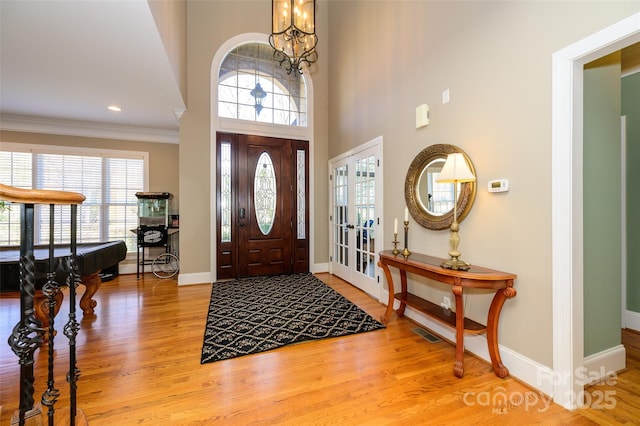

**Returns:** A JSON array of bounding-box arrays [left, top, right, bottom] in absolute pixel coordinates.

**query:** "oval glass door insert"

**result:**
[[254, 152, 277, 235]]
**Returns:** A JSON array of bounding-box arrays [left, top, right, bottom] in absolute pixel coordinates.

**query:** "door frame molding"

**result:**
[[621, 115, 627, 330], [209, 33, 316, 282], [551, 12, 640, 410]]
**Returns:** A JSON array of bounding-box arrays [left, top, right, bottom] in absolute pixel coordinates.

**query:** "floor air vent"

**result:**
[[412, 327, 442, 343]]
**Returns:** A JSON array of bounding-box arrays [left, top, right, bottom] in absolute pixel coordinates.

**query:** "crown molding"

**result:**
[[0, 114, 179, 144]]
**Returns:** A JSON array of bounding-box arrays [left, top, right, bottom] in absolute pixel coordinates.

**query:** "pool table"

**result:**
[[0, 241, 127, 324]]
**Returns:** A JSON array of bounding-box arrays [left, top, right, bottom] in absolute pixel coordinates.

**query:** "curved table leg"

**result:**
[[397, 270, 408, 317], [379, 261, 395, 324], [452, 282, 465, 378], [486, 282, 517, 378], [79, 272, 101, 316], [34, 291, 63, 345]]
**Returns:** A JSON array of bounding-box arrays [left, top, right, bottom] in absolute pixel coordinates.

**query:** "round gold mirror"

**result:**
[[405, 144, 476, 230]]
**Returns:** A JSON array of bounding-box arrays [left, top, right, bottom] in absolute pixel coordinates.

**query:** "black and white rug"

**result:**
[[201, 273, 385, 363]]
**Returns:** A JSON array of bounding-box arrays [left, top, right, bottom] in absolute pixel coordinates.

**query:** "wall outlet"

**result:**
[[441, 296, 451, 310]]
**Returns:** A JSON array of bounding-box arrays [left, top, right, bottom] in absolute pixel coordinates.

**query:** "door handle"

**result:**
[[346, 224, 355, 229], [237, 208, 246, 227]]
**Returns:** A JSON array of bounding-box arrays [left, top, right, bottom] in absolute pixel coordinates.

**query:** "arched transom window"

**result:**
[[218, 42, 307, 127]]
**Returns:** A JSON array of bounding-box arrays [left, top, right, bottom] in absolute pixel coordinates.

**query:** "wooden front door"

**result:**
[[216, 133, 309, 279]]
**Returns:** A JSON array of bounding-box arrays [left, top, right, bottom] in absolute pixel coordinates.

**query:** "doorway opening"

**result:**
[[551, 12, 640, 410]]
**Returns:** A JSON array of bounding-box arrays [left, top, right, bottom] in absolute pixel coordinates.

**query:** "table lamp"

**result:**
[[436, 153, 476, 270]]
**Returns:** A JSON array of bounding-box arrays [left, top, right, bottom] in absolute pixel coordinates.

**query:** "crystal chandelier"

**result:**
[[268, 0, 318, 74]]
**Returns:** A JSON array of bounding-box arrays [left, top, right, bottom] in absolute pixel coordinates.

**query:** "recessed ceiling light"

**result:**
[[108, 105, 122, 112]]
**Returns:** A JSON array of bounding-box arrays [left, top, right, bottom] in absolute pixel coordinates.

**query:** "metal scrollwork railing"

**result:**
[[1, 183, 86, 426]]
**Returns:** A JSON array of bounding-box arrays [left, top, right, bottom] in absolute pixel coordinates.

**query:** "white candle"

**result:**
[[394, 218, 398, 234], [404, 207, 409, 222]]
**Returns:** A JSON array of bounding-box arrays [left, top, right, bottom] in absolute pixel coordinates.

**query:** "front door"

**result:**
[[216, 133, 309, 279]]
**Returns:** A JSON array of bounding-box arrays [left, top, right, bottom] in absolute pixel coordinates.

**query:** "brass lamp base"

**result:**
[[440, 257, 471, 271], [441, 218, 470, 271]]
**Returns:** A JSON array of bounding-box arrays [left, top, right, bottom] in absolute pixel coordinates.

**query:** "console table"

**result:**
[[378, 250, 517, 378]]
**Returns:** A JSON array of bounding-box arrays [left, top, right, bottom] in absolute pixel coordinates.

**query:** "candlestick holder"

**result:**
[[392, 234, 400, 256], [402, 220, 411, 258]]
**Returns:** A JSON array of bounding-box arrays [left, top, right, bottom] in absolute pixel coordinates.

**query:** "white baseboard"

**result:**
[[312, 262, 329, 273], [178, 272, 212, 286], [176, 263, 328, 285], [119, 262, 136, 275], [379, 287, 555, 396], [582, 345, 626, 385], [127, 263, 328, 286], [625, 310, 640, 332], [398, 304, 555, 396], [398, 299, 627, 396]]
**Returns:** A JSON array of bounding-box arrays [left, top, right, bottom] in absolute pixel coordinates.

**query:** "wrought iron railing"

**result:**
[[1, 183, 87, 425]]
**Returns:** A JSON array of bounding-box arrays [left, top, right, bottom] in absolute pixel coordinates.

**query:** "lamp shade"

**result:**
[[436, 153, 476, 183]]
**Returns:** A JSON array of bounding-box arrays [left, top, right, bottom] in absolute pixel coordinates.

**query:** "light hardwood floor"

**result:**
[[1, 272, 639, 425]]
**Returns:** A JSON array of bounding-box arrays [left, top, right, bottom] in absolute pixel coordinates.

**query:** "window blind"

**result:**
[[0, 145, 146, 251]]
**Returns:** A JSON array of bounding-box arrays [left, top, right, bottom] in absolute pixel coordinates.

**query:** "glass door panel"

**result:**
[[331, 161, 350, 280], [329, 140, 382, 300], [355, 154, 376, 279]]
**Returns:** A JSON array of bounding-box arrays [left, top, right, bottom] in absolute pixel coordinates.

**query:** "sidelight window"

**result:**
[[220, 142, 232, 242], [296, 149, 306, 239]]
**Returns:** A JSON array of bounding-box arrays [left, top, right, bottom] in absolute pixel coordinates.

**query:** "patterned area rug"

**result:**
[[201, 273, 385, 363]]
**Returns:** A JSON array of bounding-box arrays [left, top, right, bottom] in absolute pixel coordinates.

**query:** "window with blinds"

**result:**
[[0, 144, 147, 251]]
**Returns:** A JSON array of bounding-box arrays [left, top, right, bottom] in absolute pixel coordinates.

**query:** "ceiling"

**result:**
[[1, 2, 637, 146], [0, 0, 185, 144]]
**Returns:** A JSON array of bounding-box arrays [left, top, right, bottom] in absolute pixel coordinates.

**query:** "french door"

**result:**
[[216, 133, 309, 279], [329, 140, 382, 299]]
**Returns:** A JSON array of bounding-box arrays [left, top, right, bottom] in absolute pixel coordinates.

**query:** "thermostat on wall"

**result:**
[[488, 179, 510, 193]]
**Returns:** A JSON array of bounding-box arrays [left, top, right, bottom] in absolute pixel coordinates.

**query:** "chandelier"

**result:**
[[250, 82, 267, 115], [268, 0, 318, 75]]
